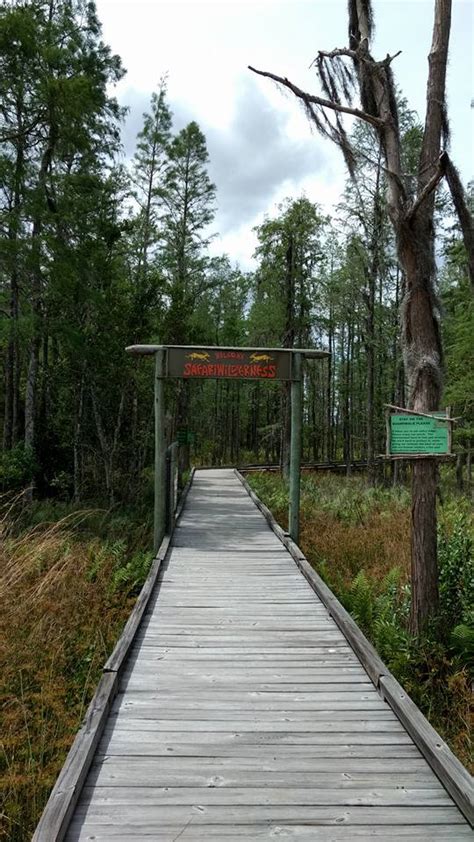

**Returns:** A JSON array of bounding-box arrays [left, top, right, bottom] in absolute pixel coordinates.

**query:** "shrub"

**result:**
[[0, 444, 36, 490], [438, 512, 473, 629]]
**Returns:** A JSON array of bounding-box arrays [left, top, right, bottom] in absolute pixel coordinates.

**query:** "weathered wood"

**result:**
[[66, 826, 474, 841], [103, 466, 195, 675], [78, 784, 451, 807], [69, 803, 466, 825], [95, 738, 424, 759]]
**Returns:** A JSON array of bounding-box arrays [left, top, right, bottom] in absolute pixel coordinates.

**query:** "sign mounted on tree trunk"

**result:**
[[388, 411, 451, 456], [167, 346, 293, 381]]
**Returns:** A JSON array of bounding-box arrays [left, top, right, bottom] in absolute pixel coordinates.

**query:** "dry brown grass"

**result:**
[[0, 508, 136, 841], [300, 508, 411, 589]]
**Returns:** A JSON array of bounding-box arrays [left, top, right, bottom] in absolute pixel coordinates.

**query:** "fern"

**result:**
[[450, 624, 474, 668], [111, 551, 152, 595], [347, 571, 374, 633]]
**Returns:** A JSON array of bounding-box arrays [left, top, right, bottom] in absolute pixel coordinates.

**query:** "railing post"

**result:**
[[289, 352, 302, 543], [166, 441, 178, 533], [154, 348, 166, 553]]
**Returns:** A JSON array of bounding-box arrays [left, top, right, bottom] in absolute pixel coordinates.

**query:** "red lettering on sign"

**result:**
[[182, 359, 280, 379]]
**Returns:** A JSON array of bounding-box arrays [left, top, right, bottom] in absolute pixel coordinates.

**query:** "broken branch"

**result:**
[[248, 66, 385, 128]]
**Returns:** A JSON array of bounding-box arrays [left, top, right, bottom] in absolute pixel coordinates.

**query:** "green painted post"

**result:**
[[154, 348, 167, 553], [289, 352, 302, 544]]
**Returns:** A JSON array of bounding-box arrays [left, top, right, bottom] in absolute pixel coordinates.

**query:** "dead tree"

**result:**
[[250, 0, 474, 634]]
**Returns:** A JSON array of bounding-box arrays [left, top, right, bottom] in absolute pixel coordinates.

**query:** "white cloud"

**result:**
[[98, 0, 473, 267]]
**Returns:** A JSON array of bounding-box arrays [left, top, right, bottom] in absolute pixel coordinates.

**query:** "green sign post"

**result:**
[[389, 412, 451, 456], [127, 344, 329, 551]]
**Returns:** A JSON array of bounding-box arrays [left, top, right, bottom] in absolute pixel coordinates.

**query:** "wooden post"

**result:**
[[166, 441, 179, 532], [154, 348, 166, 553], [289, 352, 302, 543]]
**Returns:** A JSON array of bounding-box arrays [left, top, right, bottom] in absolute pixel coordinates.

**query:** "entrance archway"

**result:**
[[126, 344, 329, 551]]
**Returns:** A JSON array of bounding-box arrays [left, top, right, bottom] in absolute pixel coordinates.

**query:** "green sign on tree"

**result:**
[[389, 413, 450, 455]]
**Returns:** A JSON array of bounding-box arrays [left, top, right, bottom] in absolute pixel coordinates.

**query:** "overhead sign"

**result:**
[[389, 413, 450, 455], [167, 347, 292, 381]]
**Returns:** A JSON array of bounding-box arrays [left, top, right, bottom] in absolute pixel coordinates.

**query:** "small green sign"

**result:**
[[177, 429, 194, 445], [390, 414, 449, 455]]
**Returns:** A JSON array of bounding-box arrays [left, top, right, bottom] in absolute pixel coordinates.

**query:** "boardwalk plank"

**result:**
[[66, 827, 474, 841]]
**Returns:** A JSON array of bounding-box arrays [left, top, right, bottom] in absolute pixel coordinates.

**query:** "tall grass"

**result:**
[[0, 498, 152, 841], [247, 471, 473, 772]]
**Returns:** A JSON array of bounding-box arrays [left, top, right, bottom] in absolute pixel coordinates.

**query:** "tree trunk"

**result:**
[[73, 374, 84, 503], [396, 1, 451, 633], [24, 336, 40, 453], [281, 234, 295, 478], [410, 459, 439, 631], [455, 453, 465, 492], [400, 228, 443, 631], [365, 155, 383, 484], [343, 321, 353, 475], [3, 99, 25, 452], [326, 314, 333, 461], [91, 387, 125, 505]]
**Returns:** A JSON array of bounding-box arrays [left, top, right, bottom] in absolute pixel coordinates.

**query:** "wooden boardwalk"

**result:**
[[66, 469, 472, 840]]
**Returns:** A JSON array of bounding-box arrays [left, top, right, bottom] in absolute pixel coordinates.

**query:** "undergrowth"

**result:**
[[247, 471, 473, 773], [0, 497, 153, 841]]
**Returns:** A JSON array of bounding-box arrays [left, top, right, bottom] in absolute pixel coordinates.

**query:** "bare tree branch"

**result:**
[[315, 47, 359, 62], [316, 47, 401, 65], [247, 66, 384, 128]]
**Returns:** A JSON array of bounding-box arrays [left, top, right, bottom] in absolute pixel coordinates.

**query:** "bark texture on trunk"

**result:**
[[410, 460, 439, 630]]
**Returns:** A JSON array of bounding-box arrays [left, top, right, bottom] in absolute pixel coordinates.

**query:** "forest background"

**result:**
[[0, 1, 472, 839]]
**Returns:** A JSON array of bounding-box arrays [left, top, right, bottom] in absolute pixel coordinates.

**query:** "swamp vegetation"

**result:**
[[247, 469, 473, 774]]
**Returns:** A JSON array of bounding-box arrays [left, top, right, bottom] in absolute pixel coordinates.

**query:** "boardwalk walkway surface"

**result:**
[[66, 469, 472, 841]]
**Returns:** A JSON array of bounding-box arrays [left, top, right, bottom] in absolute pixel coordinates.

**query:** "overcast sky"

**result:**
[[96, 0, 473, 269]]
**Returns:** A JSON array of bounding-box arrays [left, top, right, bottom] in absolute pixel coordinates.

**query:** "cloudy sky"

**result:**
[[96, 0, 473, 268]]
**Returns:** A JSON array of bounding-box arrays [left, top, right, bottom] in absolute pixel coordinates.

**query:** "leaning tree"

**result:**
[[250, 0, 474, 633]]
